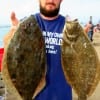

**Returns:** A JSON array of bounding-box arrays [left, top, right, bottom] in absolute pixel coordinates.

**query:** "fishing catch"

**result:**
[[2, 15, 47, 100], [61, 20, 100, 100]]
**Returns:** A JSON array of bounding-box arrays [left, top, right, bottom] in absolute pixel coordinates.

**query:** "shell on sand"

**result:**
[[2, 15, 47, 100], [61, 20, 100, 100]]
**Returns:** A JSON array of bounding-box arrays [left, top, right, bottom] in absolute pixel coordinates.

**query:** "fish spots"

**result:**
[[83, 43, 87, 48]]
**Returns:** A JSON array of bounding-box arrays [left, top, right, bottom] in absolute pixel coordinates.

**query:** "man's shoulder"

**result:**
[[59, 14, 65, 18], [59, 14, 65, 19], [34, 13, 40, 19]]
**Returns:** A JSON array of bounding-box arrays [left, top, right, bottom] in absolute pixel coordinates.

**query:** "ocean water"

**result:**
[[0, 25, 10, 48]]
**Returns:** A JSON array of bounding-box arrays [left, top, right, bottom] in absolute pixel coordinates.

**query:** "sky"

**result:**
[[0, 0, 100, 25]]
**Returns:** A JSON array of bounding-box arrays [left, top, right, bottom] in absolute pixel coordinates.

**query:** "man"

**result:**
[[84, 21, 94, 41], [4, 0, 72, 100]]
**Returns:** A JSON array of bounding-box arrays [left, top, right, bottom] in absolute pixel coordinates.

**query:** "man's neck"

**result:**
[[40, 13, 59, 20]]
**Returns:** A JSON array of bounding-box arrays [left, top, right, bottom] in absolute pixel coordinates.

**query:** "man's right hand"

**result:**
[[3, 12, 19, 48]]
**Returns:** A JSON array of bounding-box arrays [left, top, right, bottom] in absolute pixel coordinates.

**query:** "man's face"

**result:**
[[39, 0, 62, 17]]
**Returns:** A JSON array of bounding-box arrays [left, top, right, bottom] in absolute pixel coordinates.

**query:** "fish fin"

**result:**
[[32, 76, 46, 99], [2, 49, 22, 100]]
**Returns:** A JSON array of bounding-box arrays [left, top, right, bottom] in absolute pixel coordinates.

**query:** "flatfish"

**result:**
[[61, 20, 100, 100], [2, 15, 47, 100]]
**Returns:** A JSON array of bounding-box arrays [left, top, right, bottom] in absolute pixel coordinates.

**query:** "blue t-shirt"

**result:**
[[34, 13, 72, 100]]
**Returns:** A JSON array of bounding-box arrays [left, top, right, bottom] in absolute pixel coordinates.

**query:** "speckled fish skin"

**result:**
[[2, 15, 47, 100], [61, 20, 100, 100]]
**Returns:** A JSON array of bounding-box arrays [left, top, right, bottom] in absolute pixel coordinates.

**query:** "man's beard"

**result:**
[[40, 5, 60, 17]]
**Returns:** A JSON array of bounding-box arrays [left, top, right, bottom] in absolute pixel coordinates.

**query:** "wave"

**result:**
[[0, 25, 10, 28]]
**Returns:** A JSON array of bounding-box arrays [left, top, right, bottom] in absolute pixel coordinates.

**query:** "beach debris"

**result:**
[[2, 15, 47, 100], [61, 20, 100, 100]]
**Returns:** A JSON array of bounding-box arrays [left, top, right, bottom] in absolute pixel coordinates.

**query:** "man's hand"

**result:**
[[11, 11, 19, 26], [3, 12, 19, 48]]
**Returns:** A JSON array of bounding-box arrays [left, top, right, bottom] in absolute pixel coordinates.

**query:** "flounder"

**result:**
[[2, 15, 47, 100], [61, 20, 100, 100]]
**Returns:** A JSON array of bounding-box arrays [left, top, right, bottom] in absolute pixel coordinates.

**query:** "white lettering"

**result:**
[[48, 50, 57, 54], [45, 37, 62, 45], [42, 31, 63, 54]]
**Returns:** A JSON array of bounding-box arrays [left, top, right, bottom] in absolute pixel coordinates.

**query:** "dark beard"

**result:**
[[40, 5, 60, 17]]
